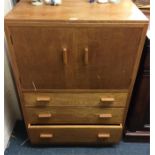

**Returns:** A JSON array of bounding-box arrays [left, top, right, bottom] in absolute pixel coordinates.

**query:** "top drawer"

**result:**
[[23, 92, 128, 107]]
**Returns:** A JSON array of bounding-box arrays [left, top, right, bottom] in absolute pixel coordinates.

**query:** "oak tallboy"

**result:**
[[5, 0, 148, 145]]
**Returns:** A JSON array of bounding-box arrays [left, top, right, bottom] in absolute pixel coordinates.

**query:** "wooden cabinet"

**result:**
[[5, 0, 148, 145]]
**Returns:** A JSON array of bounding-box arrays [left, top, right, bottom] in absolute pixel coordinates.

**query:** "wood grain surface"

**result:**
[[23, 92, 128, 107], [4, 0, 148, 145], [5, 0, 148, 23], [25, 106, 125, 124], [28, 124, 122, 144]]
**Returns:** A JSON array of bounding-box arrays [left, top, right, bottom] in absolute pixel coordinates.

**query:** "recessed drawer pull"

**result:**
[[84, 47, 89, 65], [100, 97, 115, 103], [98, 114, 112, 118], [38, 113, 52, 118], [36, 97, 50, 102], [98, 133, 110, 139], [40, 133, 53, 139], [63, 47, 67, 65]]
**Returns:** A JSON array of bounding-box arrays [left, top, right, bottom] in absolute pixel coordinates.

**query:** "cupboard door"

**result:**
[[74, 26, 143, 89], [10, 27, 74, 89]]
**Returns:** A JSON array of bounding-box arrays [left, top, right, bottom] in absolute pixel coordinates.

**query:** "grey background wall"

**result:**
[[4, 0, 21, 149]]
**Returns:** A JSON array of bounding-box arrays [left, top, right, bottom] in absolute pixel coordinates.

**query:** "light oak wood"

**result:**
[[84, 47, 89, 65], [62, 47, 68, 65], [122, 24, 148, 126], [28, 124, 122, 144], [98, 114, 112, 119], [36, 97, 51, 102], [4, 0, 148, 145], [4, 25, 32, 141], [40, 133, 53, 139], [100, 97, 115, 103], [25, 107, 124, 124], [98, 133, 110, 139], [5, 0, 147, 22], [7, 25, 144, 89], [75, 26, 143, 89], [8, 26, 74, 89], [23, 92, 128, 107], [22, 89, 128, 93], [38, 113, 52, 118]]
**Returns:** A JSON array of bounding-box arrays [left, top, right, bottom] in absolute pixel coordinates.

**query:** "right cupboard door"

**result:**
[[74, 26, 143, 89]]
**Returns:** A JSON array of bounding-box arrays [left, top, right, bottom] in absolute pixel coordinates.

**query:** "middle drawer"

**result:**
[[25, 107, 124, 125]]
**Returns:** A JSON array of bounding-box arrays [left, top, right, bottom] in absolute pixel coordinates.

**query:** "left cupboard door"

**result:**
[[9, 26, 74, 90]]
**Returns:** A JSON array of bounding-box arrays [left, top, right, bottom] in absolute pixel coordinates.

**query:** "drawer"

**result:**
[[23, 92, 127, 107], [26, 107, 124, 124], [28, 124, 122, 144]]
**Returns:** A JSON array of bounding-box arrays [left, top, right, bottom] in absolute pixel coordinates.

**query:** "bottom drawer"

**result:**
[[28, 124, 122, 144]]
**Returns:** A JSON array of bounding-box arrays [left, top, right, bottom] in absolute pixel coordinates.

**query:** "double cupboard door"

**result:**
[[9, 25, 142, 90]]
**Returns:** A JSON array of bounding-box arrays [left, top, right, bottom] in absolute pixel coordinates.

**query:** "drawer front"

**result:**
[[28, 124, 122, 144], [26, 107, 124, 124], [23, 92, 127, 107]]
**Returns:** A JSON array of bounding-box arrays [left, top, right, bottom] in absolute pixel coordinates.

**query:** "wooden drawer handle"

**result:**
[[63, 47, 67, 65], [98, 114, 112, 118], [98, 133, 110, 139], [84, 47, 89, 65], [40, 133, 53, 139], [100, 97, 115, 103], [38, 113, 52, 118], [36, 97, 50, 102]]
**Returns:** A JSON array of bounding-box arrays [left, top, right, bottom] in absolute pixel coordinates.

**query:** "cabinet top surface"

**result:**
[[5, 0, 148, 23]]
